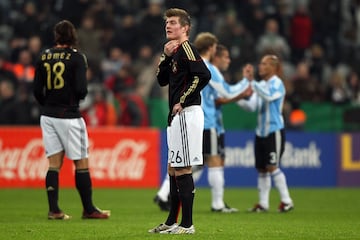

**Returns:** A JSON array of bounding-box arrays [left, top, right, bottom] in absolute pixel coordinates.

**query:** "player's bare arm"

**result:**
[[216, 85, 253, 106]]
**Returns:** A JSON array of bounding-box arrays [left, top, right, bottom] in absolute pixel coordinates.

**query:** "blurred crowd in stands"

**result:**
[[0, 0, 360, 129]]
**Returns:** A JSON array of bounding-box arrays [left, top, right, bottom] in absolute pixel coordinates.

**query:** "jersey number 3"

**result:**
[[44, 62, 65, 90]]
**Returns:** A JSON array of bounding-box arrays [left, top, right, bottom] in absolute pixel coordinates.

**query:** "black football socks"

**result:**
[[176, 173, 195, 228], [46, 168, 60, 213], [75, 169, 96, 213], [165, 175, 180, 226]]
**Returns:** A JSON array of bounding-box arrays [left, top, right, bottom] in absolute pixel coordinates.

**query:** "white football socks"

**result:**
[[157, 174, 170, 202], [258, 172, 271, 209], [192, 165, 204, 183], [208, 166, 225, 209], [272, 168, 292, 204]]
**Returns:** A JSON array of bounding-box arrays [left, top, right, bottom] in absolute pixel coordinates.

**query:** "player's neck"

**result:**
[[201, 52, 212, 62], [178, 36, 188, 45], [55, 44, 71, 49], [263, 74, 275, 81]]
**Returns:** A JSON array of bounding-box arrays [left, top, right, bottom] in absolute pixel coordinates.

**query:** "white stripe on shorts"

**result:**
[[275, 130, 281, 166], [179, 112, 190, 166], [167, 105, 204, 168]]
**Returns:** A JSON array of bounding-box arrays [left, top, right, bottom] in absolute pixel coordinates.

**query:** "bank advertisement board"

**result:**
[[160, 131, 354, 187]]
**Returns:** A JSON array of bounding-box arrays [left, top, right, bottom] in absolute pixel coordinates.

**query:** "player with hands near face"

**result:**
[[149, 8, 210, 235], [237, 55, 294, 213]]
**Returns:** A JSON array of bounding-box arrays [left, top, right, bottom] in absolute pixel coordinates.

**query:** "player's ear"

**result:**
[[183, 25, 190, 35]]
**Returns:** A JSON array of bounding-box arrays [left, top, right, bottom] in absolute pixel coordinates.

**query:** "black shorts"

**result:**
[[254, 129, 285, 169], [203, 128, 219, 156], [203, 129, 225, 160], [218, 132, 225, 160]]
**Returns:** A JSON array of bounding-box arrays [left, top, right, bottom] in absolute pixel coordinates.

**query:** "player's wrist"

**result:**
[[161, 53, 172, 62]]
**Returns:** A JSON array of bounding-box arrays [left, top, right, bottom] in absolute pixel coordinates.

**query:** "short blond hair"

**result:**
[[193, 32, 218, 55]]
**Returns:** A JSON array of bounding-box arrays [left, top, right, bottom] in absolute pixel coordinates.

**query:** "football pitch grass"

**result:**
[[0, 188, 359, 240]]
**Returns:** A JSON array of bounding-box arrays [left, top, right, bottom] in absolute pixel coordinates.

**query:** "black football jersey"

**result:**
[[157, 40, 210, 121], [33, 47, 88, 118]]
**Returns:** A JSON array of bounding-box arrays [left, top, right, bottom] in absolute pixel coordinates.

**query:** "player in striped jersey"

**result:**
[[237, 55, 294, 213], [194, 33, 252, 213], [148, 8, 210, 235]]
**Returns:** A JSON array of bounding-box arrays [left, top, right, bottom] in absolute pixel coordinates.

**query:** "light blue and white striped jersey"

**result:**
[[201, 60, 250, 130], [201, 61, 217, 129], [237, 75, 285, 137], [215, 106, 225, 135]]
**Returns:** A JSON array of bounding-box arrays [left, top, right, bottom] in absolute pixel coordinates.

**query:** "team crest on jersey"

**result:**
[[171, 60, 178, 74]]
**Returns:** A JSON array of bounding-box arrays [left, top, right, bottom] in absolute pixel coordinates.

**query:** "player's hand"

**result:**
[[243, 64, 254, 81], [164, 40, 180, 57], [232, 85, 253, 101], [171, 103, 183, 116], [243, 85, 253, 98]]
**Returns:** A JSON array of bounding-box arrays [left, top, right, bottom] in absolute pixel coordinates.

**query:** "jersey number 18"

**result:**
[[44, 62, 65, 90]]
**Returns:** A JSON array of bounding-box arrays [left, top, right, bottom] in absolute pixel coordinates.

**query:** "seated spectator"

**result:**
[[115, 92, 150, 127], [346, 70, 360, 105], [307, 44, 332, 87], [136, 53, 167, 100], [215, 11, 256, 78], [12, 49, 35, 88], [77, 14, 103, 69], [13, 84, 40, 125], [325, 71, 351, 105], [101, 46, 124, 80], [80, 83, 117, 126], [0, 79, 17, 124], [289, 4, 312, 64], [132, 45, 154, 79], [104, 64, 149, 127], [110, 13, 139, 58], [27, 35, 42, 65], [0, 52, 17, 88], [291, 61, 322, 102], [138, 1, 166, 53], [256, 18, 290, 60], [105, 65, 135, 94]]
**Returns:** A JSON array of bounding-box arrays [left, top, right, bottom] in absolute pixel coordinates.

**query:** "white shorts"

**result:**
[[40, 116, 89, 160], [167, 105, 204, 167]]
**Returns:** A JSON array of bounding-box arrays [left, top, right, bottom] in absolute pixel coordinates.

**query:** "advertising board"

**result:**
[[0, 127, 160, 188]]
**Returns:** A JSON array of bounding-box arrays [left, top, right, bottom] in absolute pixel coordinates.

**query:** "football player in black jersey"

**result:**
[[33, 20, 110, 220], [148, 8, 210, 234]]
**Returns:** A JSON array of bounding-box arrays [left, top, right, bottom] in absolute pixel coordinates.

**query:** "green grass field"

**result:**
[[0, 188, 359, 240]]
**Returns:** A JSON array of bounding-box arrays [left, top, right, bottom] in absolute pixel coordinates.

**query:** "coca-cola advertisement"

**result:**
[[0, 127, 160, 188]]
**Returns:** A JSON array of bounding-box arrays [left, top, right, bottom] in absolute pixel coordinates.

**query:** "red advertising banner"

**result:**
[[0, 127, 160, 188]]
